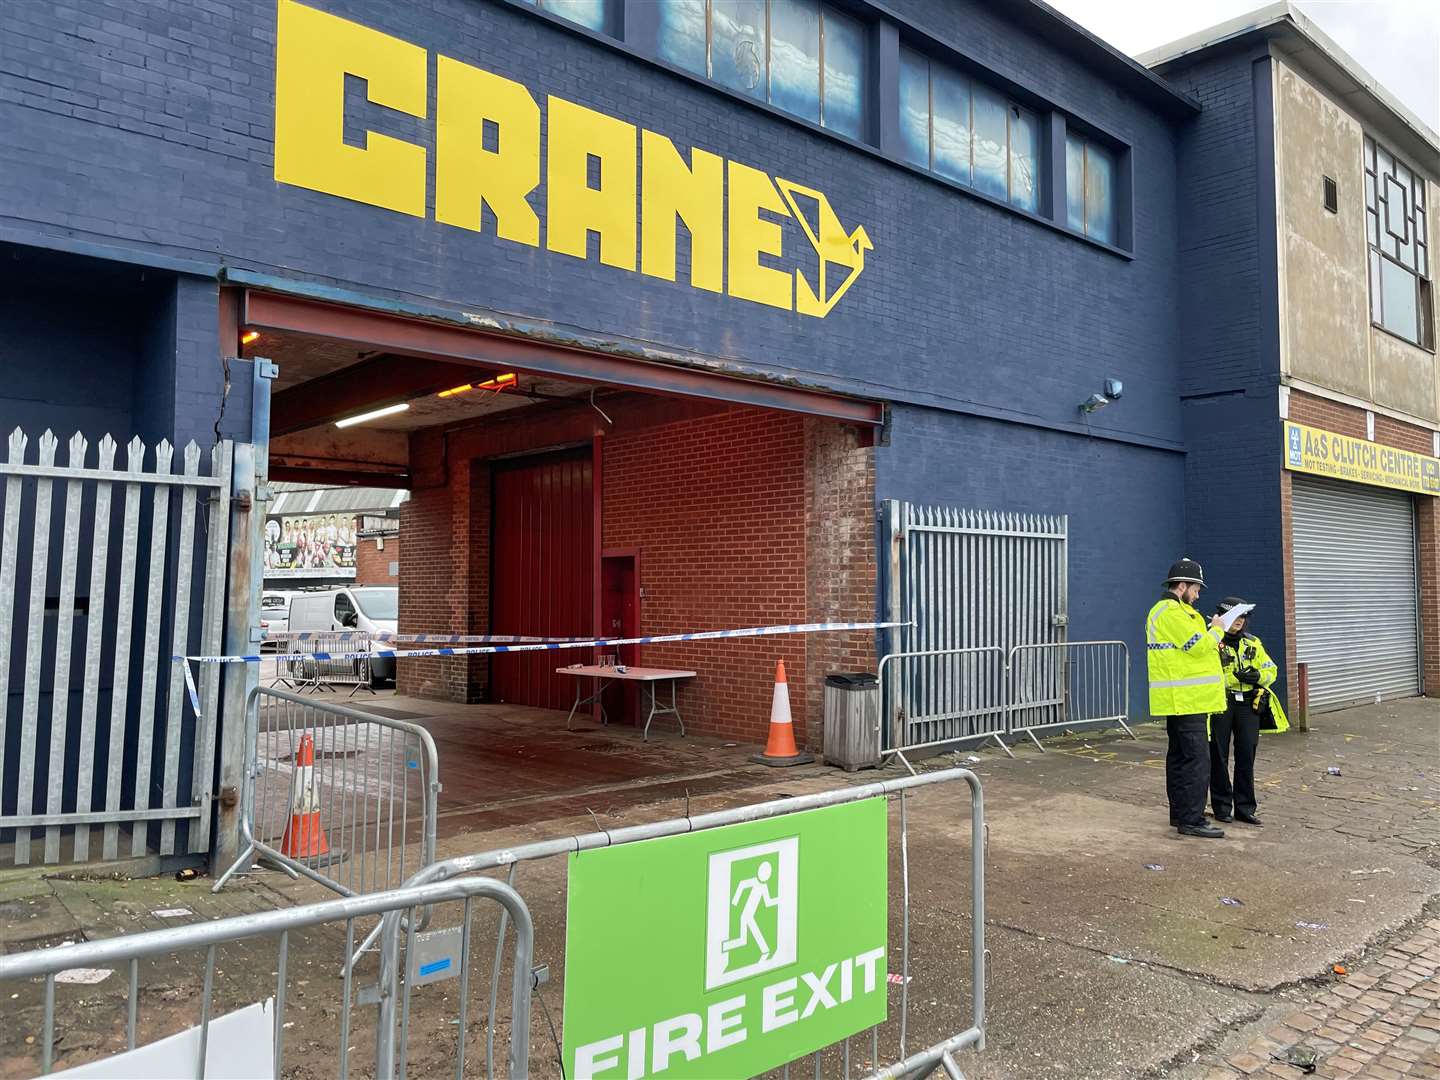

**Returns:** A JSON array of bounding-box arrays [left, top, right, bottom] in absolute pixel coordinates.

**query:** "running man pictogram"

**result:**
[[722, 860, 780, 962], [705, 837, 799, 990]]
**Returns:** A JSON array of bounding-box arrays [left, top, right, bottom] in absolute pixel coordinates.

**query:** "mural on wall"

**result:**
[[271, 0, 873, 319], [264, 514, 358, 578]]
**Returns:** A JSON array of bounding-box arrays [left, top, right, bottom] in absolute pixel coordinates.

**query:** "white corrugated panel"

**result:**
[[1292, 475, 1420, 711]]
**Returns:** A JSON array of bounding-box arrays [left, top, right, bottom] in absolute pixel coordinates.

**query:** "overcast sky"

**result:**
[[1046, 0, 1440, 133]]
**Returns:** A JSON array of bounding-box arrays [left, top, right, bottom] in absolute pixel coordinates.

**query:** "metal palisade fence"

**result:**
[[0, 428, 232, 865], [882, 499, 1068, 751]]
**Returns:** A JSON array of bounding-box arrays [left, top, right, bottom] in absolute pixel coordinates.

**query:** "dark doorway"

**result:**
[[489, 449, 594, 710], [601, 552, 640, 724]]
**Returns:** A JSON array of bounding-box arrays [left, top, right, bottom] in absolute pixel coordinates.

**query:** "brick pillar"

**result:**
[[1278, 468, 1304, 727], [1416, 496, 1440, 697], [802, 418, 877, 752], [398, 431, 488, 702]]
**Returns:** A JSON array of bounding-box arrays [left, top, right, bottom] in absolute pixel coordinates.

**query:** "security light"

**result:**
[[1079, 393, 1110, 414]]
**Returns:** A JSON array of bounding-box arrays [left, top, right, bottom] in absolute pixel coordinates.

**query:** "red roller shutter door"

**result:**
[[489, 450, 594, 710]]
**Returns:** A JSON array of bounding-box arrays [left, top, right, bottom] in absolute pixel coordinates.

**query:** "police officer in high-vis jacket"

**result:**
[[1146, 558, 1228, 838], [1210, 597, 1289, 827]]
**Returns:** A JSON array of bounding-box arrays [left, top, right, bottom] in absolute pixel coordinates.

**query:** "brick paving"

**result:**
[[1199, 918, 1440, 1079]]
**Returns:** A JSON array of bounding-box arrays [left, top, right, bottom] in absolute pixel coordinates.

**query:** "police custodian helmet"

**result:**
[[1165, 557, 1206, 587]]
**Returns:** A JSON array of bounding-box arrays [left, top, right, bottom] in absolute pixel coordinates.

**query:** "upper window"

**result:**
[[515, 0, 607, 33], [898, 47, 1039, 213], [651, 0, 869, 141], [1065, 134, 1116, 246], [1365, 135, 1433, 349]]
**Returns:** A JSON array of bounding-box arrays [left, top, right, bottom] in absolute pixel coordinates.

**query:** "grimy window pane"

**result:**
[[1085, 142, 1116, 244], [1066, 133, 1085, 232], [971, 82, 1008, 199], [1009, 106, 1039, 212], [899, 47, 930, 169], [654, 0, 707, 75], [932, 65, 971, 184], [713, 0, 767, 98], [1380, 257, 1420, 343], [1370, 250, 1384, 324], [821, 5, 866, 140], [542, 0, 605, 31], [770, 0, 820, 122]]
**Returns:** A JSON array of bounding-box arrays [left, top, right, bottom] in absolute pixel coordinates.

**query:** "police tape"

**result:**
[[178, 621, 905, 666], [264, 631, 584, 644], [175, 620, 905, 720]]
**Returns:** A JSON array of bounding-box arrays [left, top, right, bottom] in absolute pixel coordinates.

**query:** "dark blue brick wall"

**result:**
[[877, 404, 1187, 714], [1160, 45, 1289, 701], [0, 0, 1186, 445]]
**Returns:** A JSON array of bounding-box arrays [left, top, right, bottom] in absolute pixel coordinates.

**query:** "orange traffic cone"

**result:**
[[752, 660, 815, 767], [280, 732, 329, 858]]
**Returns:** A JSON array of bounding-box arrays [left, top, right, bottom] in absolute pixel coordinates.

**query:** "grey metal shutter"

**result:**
[[1292, 475, 1420, 711]]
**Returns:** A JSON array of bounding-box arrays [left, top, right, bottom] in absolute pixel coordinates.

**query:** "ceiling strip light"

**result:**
[[335, 402, 410, 428]]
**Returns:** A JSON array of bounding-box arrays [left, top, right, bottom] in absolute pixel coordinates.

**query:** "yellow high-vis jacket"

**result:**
[[1145, 594, 1226, 717], [1218, 631, 1289, 733]]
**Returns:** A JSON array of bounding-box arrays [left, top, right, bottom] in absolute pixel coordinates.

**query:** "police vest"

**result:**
[[1145, 597, 1226, 716]]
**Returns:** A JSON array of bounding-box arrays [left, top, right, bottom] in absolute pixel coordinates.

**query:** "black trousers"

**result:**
[[1164, 714, 1210, 827], [1210, 697, 1260, 817]]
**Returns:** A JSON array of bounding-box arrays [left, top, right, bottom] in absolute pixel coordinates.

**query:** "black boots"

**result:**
[[1178, 822, 1225, 838]]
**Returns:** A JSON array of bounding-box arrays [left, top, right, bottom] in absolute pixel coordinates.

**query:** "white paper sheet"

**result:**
[[1218, 603, 1255, 632]]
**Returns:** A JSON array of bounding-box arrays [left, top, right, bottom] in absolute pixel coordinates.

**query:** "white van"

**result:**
[[286, 586, 399, 684], [259, 590, 296, 648]]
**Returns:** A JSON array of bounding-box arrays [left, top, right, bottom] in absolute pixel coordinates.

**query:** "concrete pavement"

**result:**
[[0, 696, 1435, 1078]]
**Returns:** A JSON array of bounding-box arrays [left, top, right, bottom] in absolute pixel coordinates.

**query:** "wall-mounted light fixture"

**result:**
[[240, 330, 260, 346], [1079, 379, 1124, 415]]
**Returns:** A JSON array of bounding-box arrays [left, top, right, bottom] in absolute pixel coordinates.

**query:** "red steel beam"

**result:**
[[243, 290, 883, 426]]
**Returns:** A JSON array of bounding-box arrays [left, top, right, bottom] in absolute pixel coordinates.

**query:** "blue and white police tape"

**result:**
[[182, 658, 202, 718], [264, 631, 584, 645], [177, 621, 907, 665]]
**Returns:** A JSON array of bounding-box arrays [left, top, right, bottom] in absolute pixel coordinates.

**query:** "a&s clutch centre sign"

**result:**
[[1284, 421, 1440, 495], [563, 799, 887, 1078], [273, 1, 873, 319]]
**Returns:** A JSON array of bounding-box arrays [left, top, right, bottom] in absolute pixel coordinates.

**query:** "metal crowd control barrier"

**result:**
[[1006, 640, 1133, 751], [373, 767, 985, 1080], [211, 686, 439, 902], [879, 647, 1010, 760], [0, 876, 535, 1079], [269, 631, 375, 694]]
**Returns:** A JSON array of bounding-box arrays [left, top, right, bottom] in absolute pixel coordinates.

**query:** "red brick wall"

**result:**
[[602, 407, 811, 743], [398, 442, 489, 702], [397, 393, 878, 741], [1288, 391, 1367, 438], [355, 534, 399, 585], [1418, 498, 1440, 696], [1283, 390, 1440, 710]]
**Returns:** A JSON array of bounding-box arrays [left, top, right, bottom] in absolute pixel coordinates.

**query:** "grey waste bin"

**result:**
[[822, 672, 881, 772]]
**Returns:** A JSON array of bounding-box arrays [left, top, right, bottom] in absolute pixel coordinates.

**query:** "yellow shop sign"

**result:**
[[273, 0, 873, 318], [1284, 421, 1440, 495]]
